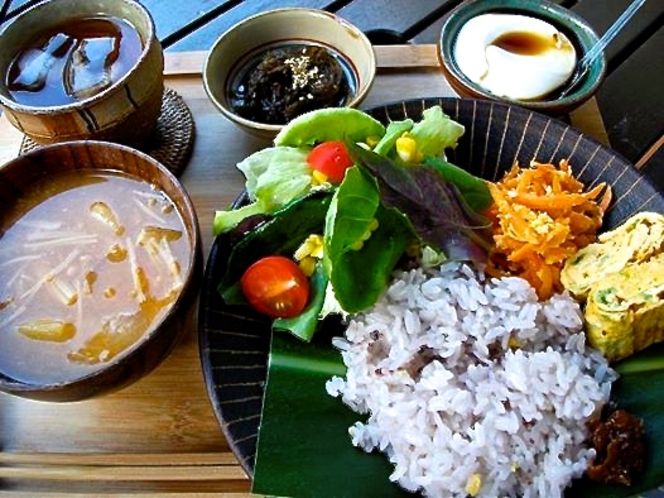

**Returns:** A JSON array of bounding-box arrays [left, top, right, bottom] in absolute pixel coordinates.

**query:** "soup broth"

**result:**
[[0, 171, 190, 384], [6, 15, 143, 106]]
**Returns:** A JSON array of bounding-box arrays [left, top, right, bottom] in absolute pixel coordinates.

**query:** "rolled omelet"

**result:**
[[584, 252, 664, 362], [561, 212, 664, 300]]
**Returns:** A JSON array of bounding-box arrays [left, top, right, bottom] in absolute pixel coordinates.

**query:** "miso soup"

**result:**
[[0, 170, 191, 384]]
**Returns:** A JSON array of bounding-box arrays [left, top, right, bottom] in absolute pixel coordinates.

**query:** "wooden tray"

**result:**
[[0, 45, 610, 496]]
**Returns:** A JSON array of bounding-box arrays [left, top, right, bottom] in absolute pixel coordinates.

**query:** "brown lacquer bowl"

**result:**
[[0, 141, 202, 402], [0, 0, 164, 146]]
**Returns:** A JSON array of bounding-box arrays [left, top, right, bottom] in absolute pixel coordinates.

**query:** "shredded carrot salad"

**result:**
[[486, 159, 611, 299]]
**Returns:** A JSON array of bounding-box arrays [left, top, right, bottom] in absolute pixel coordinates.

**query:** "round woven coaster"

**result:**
[[19, 87, 196, 177]]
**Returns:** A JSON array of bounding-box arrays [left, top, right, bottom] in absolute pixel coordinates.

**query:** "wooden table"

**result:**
[[0, 46, 618, 496]]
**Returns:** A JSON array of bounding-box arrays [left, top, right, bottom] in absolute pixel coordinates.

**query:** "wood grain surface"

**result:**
[[0, 46, 613, 495]]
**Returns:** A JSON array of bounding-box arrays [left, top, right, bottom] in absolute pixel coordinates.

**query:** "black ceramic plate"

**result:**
[[198, 97, 664, 478]]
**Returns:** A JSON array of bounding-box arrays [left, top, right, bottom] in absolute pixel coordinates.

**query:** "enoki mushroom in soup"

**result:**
[[0, 170, 190, 384]]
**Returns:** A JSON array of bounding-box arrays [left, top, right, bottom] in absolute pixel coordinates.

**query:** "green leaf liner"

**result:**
[[252, 326, 414, 498]]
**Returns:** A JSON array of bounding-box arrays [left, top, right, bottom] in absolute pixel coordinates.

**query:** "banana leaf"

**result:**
[[252, 321, 414, 498], [252, 331, 664, 498]]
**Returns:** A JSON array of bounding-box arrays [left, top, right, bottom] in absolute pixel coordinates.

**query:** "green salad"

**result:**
[[214, 105, 494, 341]]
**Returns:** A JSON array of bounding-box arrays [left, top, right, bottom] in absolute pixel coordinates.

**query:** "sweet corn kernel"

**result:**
[[350, 218, 380, 250], [298, 257, 317, 277], [350, 239, 365, 251], [465, 473, 482, 497], [508, 335, 521, 349], [294, 234, 325, 261], [395, 133, 423, 163], [366, 135, 381, 148], [311, 170, 328, 186]]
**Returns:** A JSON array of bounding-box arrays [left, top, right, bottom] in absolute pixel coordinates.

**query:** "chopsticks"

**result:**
[[0, 451, 250, 493]]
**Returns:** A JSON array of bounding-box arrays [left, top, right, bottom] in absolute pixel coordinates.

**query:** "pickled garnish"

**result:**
[[18, 319, 76, 343], [90, 201, 125, 236], [586, 408, 646, 486]]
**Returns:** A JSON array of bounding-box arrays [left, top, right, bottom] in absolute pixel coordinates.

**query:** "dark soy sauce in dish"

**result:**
[[6, 16, 143, 107], [227, 43, 356, 125], [491, 30, 560, 56]]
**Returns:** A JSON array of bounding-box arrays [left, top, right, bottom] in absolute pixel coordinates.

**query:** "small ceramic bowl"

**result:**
[[0, 0, 164, 146], [0, 141, 202, 402], [203, 7, 376, 138], [438, 0, 606, 116]]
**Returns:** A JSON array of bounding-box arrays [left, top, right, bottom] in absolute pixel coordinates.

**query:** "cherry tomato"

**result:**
[[307, 141, 354, 183], [240, 256, 310, 318]]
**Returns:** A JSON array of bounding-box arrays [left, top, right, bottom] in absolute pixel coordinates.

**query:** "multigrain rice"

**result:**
[[326, 262, 615, 498]]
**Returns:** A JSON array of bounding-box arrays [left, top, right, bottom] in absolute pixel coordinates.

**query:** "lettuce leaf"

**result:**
[[273, 264, 329, 342], [410, 105, 465, 158], [213, 147, 313, 234], [323, 166, 415, 314], [218, 192, 332, 303], [274, 107, 386, 147], [372, 119, 414, 157], [348, 143, 493, 265], [424, 156, 493, 212], [214, 106, 465, 235], [238, 147, 311, 205]]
